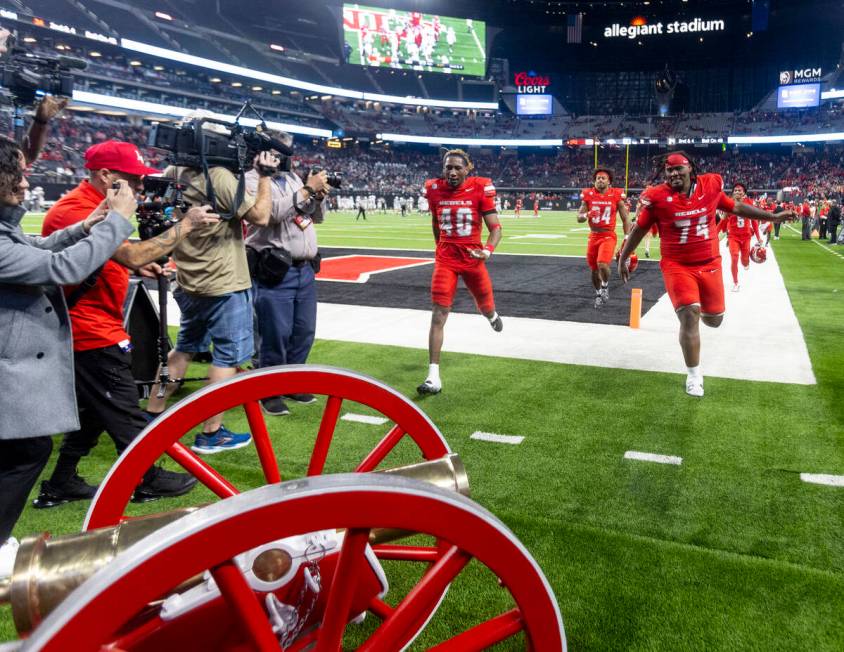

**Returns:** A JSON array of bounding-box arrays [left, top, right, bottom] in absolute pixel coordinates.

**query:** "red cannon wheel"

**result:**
[[24, 475, 566, 652], [84, 365, 451, 530]]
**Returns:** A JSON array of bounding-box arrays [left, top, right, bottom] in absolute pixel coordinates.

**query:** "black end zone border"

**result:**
[[317, 247, 666, 326]]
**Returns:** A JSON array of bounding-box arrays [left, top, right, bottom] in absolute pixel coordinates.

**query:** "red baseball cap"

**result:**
[[84, 140, 159, 176]]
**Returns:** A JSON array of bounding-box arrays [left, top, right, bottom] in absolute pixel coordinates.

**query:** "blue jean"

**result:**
[[253, 264, 317, 367], [174, 288, 253, 368]]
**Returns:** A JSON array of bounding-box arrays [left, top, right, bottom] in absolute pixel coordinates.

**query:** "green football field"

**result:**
[[4, 212, 843, 649], [343, 4, 486, 76]]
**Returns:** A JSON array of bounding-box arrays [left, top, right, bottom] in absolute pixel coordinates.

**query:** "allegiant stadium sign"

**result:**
[[604, 17, 726, 39]]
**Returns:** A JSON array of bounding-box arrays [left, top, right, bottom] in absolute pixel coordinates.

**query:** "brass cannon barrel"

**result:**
[[0, 454, 468, 634]]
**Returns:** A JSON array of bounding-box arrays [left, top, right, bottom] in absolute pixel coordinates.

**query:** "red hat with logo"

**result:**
[[84, 140, 159, 176]]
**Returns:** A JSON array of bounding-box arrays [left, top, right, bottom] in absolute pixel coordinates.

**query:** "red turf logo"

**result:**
[[316, 255, 434, 283]]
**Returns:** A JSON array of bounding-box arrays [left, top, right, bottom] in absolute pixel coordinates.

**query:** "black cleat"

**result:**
[[132, 466, 197, 503], [416, 380, 442, 396], [33, 474, 97, 509], [490, 316, 503, 332]]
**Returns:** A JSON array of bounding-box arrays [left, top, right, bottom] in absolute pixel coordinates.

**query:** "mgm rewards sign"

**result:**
[[604, 16, 726, 39]]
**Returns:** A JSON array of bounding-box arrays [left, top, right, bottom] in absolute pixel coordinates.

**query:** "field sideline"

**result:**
[[20, 209, 662, 258], [4, 210, 843, 649]]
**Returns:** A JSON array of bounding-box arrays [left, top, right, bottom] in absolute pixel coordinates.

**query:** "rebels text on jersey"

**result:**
[[637, 173, 736, 265], [424, 176, 496, 246], [581, 187, 626, 235]]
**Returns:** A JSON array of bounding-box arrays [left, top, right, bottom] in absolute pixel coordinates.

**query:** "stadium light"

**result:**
[[71, 90, 334, 138], [728, 132, 844, 144], [377, 133, 563, 147], [119, 38, 499, 109]]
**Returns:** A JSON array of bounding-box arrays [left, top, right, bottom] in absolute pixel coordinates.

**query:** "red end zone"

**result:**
[[316, 254, 434, 283]]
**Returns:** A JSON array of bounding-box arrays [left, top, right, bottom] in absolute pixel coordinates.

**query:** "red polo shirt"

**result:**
[[42, 180, 131, 352]]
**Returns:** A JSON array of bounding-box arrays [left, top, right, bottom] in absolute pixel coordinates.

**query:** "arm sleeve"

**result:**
[[210, 167, 256, 220], [0, 212, 133, 285], [635, 191, 657, 230], [479, 178, 496, 213], [751, 219, 761, 239], [717, 217, 728, 233], [25, 222, 89, 252], [717, 192, 736, 213]]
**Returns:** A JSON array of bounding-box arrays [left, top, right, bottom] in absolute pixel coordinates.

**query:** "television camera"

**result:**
[[0, 33, 84, 107]]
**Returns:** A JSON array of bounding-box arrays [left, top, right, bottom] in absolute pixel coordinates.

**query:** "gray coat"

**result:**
[[0, 205, 134, 439]]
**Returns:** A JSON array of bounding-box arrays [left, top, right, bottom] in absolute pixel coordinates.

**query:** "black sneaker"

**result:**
[[132, 466, 197, 503], [261, 396, 290, 416], [490, 316, 503, 332], [284, 393, 316, 404], [33, 474, 98, 509]]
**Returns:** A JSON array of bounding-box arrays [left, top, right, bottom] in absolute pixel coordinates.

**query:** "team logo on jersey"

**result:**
[[432, 183, 438, 189], [667, 196, 673, 202]]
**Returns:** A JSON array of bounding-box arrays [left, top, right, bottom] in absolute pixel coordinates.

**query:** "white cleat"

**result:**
[[743, 265, 750, 271], [732, 284, 740, 292], [685, 376, 704, 397], [416, 379, 442, 396]]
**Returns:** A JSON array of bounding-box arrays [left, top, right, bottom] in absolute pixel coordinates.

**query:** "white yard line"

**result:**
[[784, 224, 844, 260], [800, 473, 844, 487], [470, 431, 524, 445], [341, 413, 389, 425], [623, 451, 683, 465]]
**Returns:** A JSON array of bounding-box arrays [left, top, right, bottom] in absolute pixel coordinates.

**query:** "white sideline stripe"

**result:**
[[163, 245, 814, 386], [470, 431, 524, 445], [800, 473, 844, 487], [341, 413, 389, 425], [784, 224, 844, 260], [624, 451, 683, 465]]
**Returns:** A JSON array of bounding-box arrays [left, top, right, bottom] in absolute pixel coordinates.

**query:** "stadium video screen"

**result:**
[[516, 94, 553, 116], [777, 83, 820, 109], [342, 4, 487, 76]]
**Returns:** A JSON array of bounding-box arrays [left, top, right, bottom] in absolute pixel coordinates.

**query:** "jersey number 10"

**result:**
[[439, 207, 474, 237]]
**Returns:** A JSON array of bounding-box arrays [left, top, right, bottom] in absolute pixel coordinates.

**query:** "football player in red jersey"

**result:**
[[417, 149, 503, 395], [514, 196, 522, 218], [717, 183, 763, 292], [617, 152, 795, 397], [578, 168, 631, 308], [533, 197, 540, 217]]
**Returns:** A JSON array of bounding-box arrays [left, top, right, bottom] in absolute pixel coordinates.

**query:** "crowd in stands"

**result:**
[[7, 111, 843, 200]]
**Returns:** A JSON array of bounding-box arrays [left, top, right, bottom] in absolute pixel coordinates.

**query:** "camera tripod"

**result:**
[[138, 266, 209, 399]]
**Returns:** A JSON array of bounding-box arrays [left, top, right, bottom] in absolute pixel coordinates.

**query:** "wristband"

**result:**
[[483, 244, 495, 257], [302, 185, 316, 196]]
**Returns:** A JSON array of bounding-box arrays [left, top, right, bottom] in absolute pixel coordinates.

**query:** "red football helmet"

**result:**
[[750, 244, 767, 264]]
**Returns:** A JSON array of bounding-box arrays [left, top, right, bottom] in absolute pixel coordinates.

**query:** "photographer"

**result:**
[[0, 135, 135, 548], [33, 141, 221, 509], [244, 132, 330, 416], [145, 116, 278, 453], [0, 27, 69, 165]]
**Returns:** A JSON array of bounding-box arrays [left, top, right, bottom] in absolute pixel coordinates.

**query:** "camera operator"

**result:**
[[244, 132, 330, 416], [145, 116, 278, 453], [32, 141, 222, 509], [0, 27, 68, 165], [0, 136, 135, 552]]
